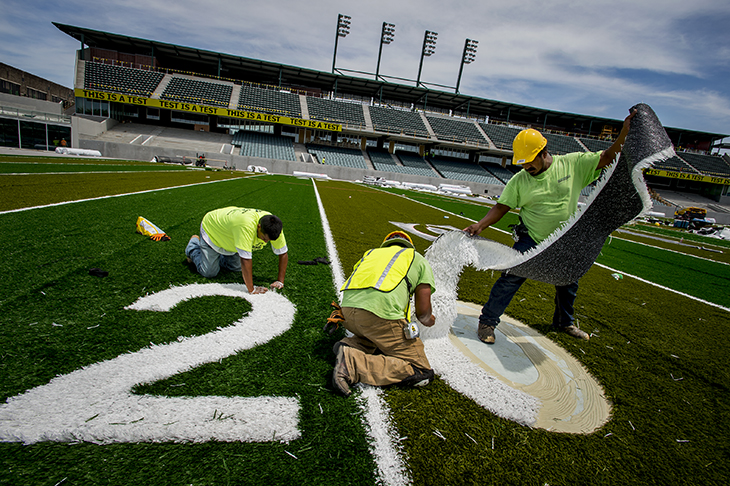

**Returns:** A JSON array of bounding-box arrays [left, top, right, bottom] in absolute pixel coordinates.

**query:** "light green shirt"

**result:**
[[342, 250, 435, 321], [201, 207, 287, 259], [499, 151, 602, 243]]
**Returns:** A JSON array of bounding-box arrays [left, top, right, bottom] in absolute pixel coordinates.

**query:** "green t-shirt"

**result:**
[[342, 250, 436, 321], [201, 207, 287, 259], [499, 151, 602, 243]]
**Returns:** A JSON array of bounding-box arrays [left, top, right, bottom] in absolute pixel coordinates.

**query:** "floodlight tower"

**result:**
[[375, 22, 396, 81], [332, 14, 351, 73], [416, 30, 438, 87], [455, 38, 478, 94]]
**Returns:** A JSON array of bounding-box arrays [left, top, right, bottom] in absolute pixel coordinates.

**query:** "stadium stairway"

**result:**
[[151, 75, 172, 99], [298, 94, 310, 120], [362, 104, 374, 131], [419, 112, 438, 140]]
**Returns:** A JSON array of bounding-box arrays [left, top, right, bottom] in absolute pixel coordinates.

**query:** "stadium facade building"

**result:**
[[4, 23, 729, 206], [0, 62, 74, 150]]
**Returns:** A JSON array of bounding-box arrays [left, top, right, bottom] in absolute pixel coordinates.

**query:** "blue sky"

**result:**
[[2, 0, 729, 145]]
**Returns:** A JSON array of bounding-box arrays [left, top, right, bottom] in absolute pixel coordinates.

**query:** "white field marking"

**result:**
[[0, 283, 300, 445], [141, 136, 154, 146], [594, 262, 729, 313], [311, 179, 409, 485], [610, 235, 729, 266], [129, 134, 143, 144], [311, 178, 345, 299], [388, 222, 461, 242], [219, 144, 225, 153], [0, 177, 248, 215], [356, 386, 411, 486]]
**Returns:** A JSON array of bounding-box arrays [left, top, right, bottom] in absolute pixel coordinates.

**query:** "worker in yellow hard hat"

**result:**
[[330, 231, 436, 397], [463, 109, 636, 344]]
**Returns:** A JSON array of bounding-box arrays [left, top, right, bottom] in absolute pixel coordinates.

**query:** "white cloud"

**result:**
[[2, 0, 729, 134]]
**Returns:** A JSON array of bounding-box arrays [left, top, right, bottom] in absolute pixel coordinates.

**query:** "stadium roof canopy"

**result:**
[[54, 22, 727, 146]]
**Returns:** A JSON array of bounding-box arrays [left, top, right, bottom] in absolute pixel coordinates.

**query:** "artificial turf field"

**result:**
[[0, 164, 729, 485]]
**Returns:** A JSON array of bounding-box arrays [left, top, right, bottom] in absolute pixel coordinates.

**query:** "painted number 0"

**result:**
[[0, 283, 300, 444]]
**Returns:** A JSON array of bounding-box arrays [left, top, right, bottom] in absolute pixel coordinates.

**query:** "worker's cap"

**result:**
[[381, 231, 415, 249], [512, 129, 547, 165]]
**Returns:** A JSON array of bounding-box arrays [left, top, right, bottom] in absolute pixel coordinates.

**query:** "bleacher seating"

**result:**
[[369, 106, 430, 138], [426, 116, 487, 145], [238, 85, 301, 118], [430, 157, 502, 185], [651, 155, 699, 173], [542, 132, 585, 155], [676, 152, 730, 177], [368, 149, 400, 171], [232, 131, 296, 161], [480, 156, 515, 184], [396, 152, 439, 177], [307, 97, 365, 127], [307, 144, 367, 169], [479, 123, 522, 151], [579, 138, 613, 152], [84, 62, 164, 97], [161, 77, 232, 107]]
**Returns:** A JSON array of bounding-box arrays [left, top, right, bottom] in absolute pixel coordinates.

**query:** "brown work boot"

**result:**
[[559, 323, 590, 341], [332, 342, 352, 397], [478, 324, 496, 344]]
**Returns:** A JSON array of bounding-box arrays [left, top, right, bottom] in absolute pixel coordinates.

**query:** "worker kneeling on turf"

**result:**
[[185, 207, 288, 294], [332, 231, 436, 397]]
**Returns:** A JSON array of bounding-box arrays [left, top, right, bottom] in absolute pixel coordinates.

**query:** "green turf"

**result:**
[[1, 170, 729, 485], [0, 162, 189, 173], [0, 171, 247, 211], [316, 181, 730, 486], [0, 175, 376, 486]]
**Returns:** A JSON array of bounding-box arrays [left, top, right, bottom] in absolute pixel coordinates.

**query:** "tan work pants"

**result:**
[[339, 307, 431, 386]]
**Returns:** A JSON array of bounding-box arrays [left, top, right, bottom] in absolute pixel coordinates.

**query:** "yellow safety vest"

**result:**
[[342, 246, 418, 321]]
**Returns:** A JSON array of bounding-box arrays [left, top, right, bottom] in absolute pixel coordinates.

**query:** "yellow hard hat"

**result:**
[[512, 129, 547, 165], [381, 231, 414, 249]]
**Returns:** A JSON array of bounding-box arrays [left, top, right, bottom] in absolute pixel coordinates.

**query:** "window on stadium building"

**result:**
[[171, 110, 207, 125], [1, 79, 21, 96], [0, 118, 20, 147], [48, 125, 71, 148], [76, 97, 110, 117], [19, 120, 47, 149], [26, 88, 47, 101], [147, 107, 160, 120]]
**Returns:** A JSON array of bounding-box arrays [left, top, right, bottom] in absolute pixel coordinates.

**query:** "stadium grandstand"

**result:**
[[2, 22, 726, 215]]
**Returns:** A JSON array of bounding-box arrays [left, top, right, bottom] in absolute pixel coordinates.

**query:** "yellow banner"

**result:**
[[643, 168, 730, 186], [75, 89, 342, 132]]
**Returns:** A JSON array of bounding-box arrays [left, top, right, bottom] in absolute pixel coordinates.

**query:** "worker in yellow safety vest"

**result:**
[[331, 231, 436, 397]]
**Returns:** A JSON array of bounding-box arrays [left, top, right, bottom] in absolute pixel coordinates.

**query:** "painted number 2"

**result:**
[[0, 283, 300, 444]]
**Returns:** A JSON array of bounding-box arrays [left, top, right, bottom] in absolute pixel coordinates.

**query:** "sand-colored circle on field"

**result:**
[[450, 301, 611, 434]]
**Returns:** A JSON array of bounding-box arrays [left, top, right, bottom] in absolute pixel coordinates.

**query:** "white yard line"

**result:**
[[594, 262, 729, 313], [0, 177, 246, 215], [610, 235, 729, 266], [311, 178, 411, 486]]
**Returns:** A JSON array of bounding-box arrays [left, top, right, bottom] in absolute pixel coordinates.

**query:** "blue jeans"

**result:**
[[185, 235, 241, 278], [479, 234, 579, 329]]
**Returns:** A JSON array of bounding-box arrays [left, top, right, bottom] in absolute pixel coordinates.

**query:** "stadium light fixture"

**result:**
[[416, 30, 438, 87], [375, 22, 396, 81], [455, 38, 478, 94], [332, 14, 352, 73]]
